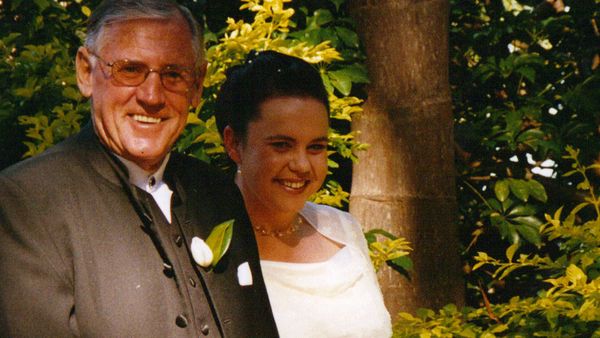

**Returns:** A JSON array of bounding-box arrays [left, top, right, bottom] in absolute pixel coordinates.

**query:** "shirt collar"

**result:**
[[114, 153, 171, 193]]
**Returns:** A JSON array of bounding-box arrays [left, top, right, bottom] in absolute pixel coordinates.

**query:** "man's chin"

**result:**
[[124, 149, 169, 172]]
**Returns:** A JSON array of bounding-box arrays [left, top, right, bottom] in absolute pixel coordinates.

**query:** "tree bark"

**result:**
[[348, 0, 464, 315]]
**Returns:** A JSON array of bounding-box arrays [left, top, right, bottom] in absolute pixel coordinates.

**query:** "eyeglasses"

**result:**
[[88, 50, 197, 94]]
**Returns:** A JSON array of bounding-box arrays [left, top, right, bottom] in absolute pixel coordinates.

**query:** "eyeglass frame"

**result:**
[[86, 48, 200, 94]]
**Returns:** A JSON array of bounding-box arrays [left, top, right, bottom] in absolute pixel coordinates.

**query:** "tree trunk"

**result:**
[[348, 0, 464, 315]]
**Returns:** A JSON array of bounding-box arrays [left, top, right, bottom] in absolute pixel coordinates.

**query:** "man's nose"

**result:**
[[136, 71, 166, 110]]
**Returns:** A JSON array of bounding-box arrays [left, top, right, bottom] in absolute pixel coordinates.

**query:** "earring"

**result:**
[[236, 165, 242, 175]]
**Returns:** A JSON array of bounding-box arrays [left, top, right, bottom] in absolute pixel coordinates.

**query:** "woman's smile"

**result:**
[[277, 179, 310, 191]]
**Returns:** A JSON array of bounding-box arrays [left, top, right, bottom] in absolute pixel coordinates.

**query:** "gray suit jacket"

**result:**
[[0, 125, 278, 337]]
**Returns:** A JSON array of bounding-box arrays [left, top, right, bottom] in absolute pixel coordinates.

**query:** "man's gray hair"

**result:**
[[85, 0, 203, 60]]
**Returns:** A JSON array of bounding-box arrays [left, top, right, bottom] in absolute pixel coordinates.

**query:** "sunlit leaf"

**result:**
[[495, 179, 510, 202], [508, 179, 530, 202], [527, 179, 547, 202], [205, 219, 234, 267]]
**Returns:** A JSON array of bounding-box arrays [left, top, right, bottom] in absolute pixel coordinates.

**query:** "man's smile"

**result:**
[[132, 114, 162, 124]]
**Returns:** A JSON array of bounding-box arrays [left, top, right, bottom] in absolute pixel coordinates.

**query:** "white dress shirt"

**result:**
[[116, 154, 174, 223]]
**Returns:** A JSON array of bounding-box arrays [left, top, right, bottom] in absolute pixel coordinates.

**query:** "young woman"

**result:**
[[215, 51, 392, 337]]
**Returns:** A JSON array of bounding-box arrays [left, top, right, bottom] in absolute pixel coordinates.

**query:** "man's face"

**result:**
[[77, 16, 202, 171]]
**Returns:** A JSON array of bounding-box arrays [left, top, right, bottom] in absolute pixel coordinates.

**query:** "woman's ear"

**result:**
[[76, 47, 93, 98], [223, 125, 242, 164]]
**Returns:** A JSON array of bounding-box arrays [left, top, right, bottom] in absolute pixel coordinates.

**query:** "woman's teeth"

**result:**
[[282, 181, 306, 189], [133, 115, 161, 124]]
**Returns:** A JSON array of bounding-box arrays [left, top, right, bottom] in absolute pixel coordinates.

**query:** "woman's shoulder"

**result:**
[[301, 202, 363, 245]]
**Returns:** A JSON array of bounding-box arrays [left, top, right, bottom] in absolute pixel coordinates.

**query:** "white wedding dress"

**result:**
[[260, 202, 392, 338]]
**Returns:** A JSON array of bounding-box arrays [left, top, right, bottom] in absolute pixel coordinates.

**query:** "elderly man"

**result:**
[[0, 1, 278, 337]]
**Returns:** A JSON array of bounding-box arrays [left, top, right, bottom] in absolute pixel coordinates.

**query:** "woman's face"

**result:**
[[228, 96, 329, 218]]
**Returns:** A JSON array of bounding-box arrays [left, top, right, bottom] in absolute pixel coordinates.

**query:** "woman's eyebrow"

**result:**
[[265, 135, 295, 141]]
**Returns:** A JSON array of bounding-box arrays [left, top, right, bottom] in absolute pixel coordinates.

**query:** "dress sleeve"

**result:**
[[0, 176, 75, 337], [304, 202, 373, 268]]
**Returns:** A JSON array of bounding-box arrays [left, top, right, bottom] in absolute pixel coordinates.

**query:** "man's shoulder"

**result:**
[[1, 141, 79, 180], [0, 130, 94, 186]]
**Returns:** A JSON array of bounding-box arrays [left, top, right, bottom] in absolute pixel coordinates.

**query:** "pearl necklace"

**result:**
[[253, 215, 303, 237]]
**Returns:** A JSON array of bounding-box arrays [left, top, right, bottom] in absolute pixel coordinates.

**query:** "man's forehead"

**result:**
[[94, 17, 195, 56]]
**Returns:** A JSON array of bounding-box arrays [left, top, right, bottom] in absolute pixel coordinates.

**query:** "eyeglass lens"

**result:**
[[110, 59, 194, 93]]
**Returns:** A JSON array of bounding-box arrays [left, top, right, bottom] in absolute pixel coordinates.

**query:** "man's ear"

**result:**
[[190, 61, 208, 107], [223, 125, 242, 164], [76, 47, 93, 98]]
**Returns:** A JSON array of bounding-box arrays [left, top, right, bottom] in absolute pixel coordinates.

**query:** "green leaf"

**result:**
[[364, 231, 376, 244], [527, 179, 547, 202], [501, 197, 514, 212], [328, 70, 352, 96], [62, 87, 81, 101], [495, 179, 510, 202], [507, 204, 536, 216], [33, 0, 50, 11], [517, 66, 536, 83], [508, 179, 530, 202], [336, 64, 369, 83], [364, 228, 398, 240], [320, 72, 334, 94], [515, 224, 542, 246], [205, 219, 234, 267], [335, 27, 360, 48], [516, 129, 545, 146], [506, 242, 519, 262], [389, 256, 413, 271], [512, 215, 543, 227], [82, 6, 92, 17], [577, 180, 591, 191], [313, 9, 334, 26], [11, 0, 24, 10], [329, 0, 345, 11]]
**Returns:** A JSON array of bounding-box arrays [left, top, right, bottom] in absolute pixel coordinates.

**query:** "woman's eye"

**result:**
[[308, 144, 327, 153], [271, 142, 291, 150]]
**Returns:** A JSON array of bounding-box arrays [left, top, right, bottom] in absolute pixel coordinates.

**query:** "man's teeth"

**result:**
[[133, 115, 161, 124], [282, 181, 306, 189]]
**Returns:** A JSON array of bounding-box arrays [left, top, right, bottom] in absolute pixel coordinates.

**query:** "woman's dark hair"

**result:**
[[215, 50, 330, 139]]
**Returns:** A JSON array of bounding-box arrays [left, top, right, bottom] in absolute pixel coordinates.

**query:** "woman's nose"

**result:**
[[289, 152, 311, 173]]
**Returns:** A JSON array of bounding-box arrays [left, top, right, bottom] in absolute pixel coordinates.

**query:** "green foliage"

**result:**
[[365, 228, 413, 275], [396, 150, 600, 337], [391, 0, 600, 336], [0, 0, 95, 168], [453, 0, 600, 306]]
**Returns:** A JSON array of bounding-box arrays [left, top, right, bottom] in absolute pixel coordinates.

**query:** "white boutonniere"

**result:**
[[191, 219, 234, 268]]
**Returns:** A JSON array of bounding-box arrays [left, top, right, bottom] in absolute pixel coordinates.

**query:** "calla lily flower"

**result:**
[[191, 237, 214, 268]]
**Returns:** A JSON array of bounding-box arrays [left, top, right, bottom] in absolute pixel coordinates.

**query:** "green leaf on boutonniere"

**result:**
[[205, 219, 234, 267]]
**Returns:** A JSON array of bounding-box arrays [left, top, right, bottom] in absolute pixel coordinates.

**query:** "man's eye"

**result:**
[[119, 63, 145, 73], [119, 63, 146, 74], [163, 70, 184, 80]]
